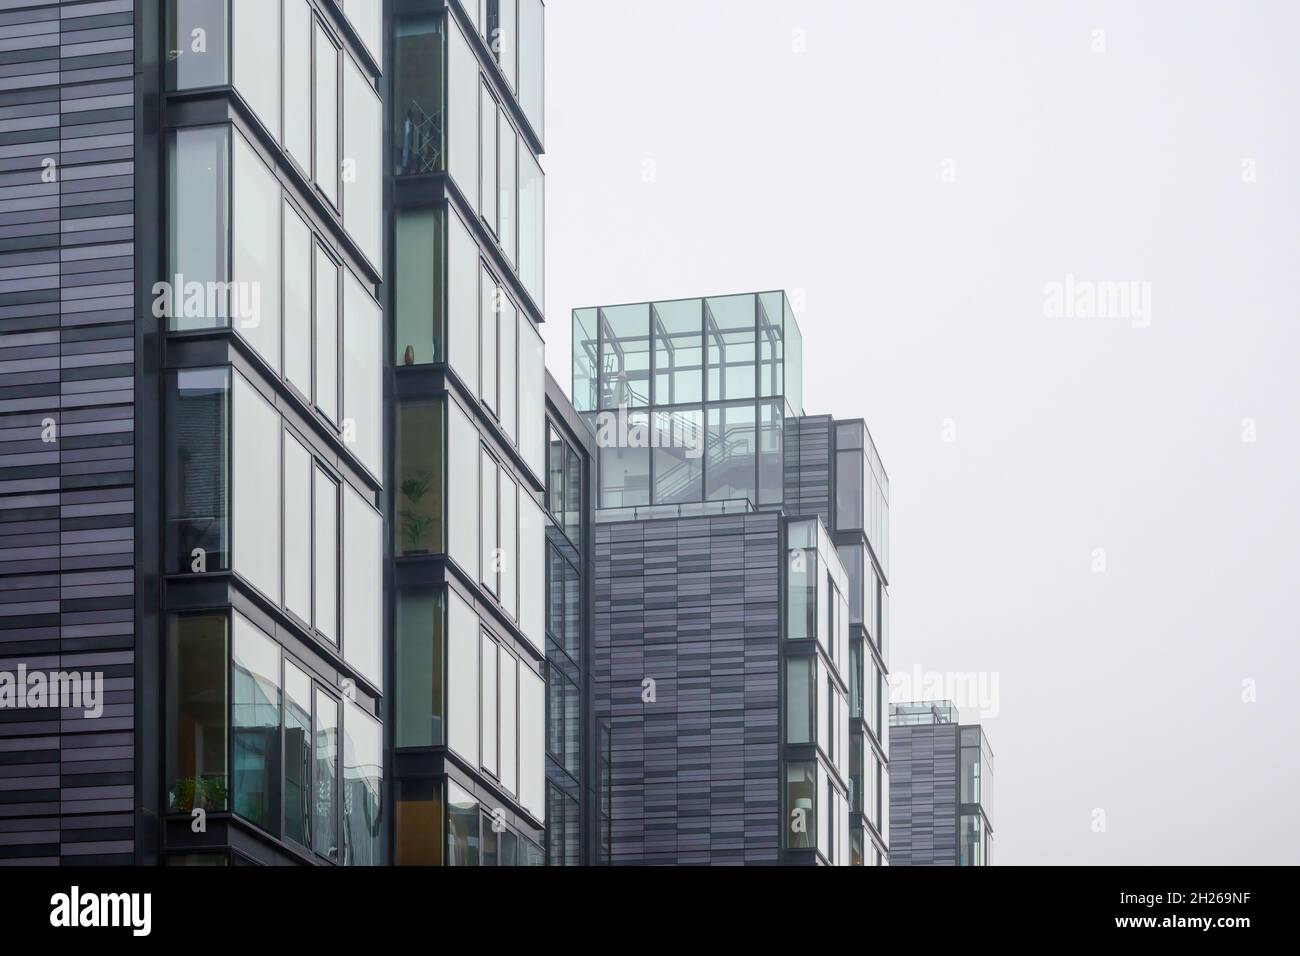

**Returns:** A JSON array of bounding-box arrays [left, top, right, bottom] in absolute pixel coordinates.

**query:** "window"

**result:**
[[500, 650, 517, 794], [785, 761, 815, 849], [313, 687, 339, 859], [232, 371, 281, 601], [343, 484, 382, 689], [447, 398, 479, 575], [705, 403, 756, 503], [480, 632, 498, 776], [313, 467, 338, 643], [960, 814, 983, 866], [787, 547, 817, 641], [480, 84, 498, 231], [342, 0, 383, 66], [343, 56, 382, 268], [168, 0, 228, 89], [396, 778, 443, 865], [394, 208, 442, 364], [394, 18, 445, 177], [835, 448, 865, 530], [232, 129, 281, 371], [500, 296, 518, 442], [706, 295, 757, 402], [480, 449, 498, 594], [652, 299, 703, 405], [499, 114, 517, 265], [480, 266, 498, 415], [447, 588, 478, 765], [500, 472, 517, 618], [166, 368, 229, 574], [283, 433, 312, 624], [342, 268, 382, 478], [283, 204, 312, 395], [166, 613, 228, 813], [518, 0, 543, 136], [447, 779, 479, 865], [518, 316, 546, 478], [447, 15, 478, 211], [343, 701, 382, 865], [167, 126, 229, 331], [396, 400, 444, 555], [314, 23, 339, 207], [284, 0, 312, 170], [518, 492, 545, 654], [497, 0, 517, 89], [284, 661, 312, 847], [232, 612, 280, 832], [447, 207, 479, 394], [396, 590, 444, 748], [785, 656, 812, 744], [315, 248, 339, 422], [518, 145, 544, 306], [519, 664, 544, 820], [232, 0, 280, 138]]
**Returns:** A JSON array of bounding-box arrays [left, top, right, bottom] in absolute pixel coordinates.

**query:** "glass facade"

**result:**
[[575, 293, 802, 511]]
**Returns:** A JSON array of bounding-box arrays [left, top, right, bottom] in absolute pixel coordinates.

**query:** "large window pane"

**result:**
[[652, 407, 703, 505], [705, 403, 756, 503], [480, 632, 497, 776], [500, 473, 517, 619], [706, 294, 757, 402], [598, 304, 649, 408], [652, 299, 704, 405], [518, 146, 544, 307], [499, 114, 516, 265], [447, 398, 479, 575], [572, 308, 597, 412], [343, 0, 383, 66], [500, 651, 517, 794], [232, 612, 281, 832], [343, 701, 382, 865], [447, 15, 478, 211], [480, 449, 498, 593], [519, 664, 544, 820], [343, 268, 382, 478], [284, 661, 312, 847], [232, 0, 280, 138], [232, 130, 281, 371], [396, 400, 444, 555], [168, 0, 228, 89], [836, 450, 865, 530], [447, 588, 478, 765], [396, 589, 443, 748], [168, 126, 229, 331], [166, 613, 228, 813], [519, 0, 543, 136], [313, 688, 339, 859], [343, 484, 382, 689], [315, 248, 339, 422], [786, 656, 812, 744], [283, 204, 312, 395], [283, 433, 312, 624], [447, 779, 479, 865], [232, 371, 281, 600], [518, 316, 545, 478], [480, 85, 498, 231], [394, 208, 442, 364], [166, 368, 229, 574], [480, 267, 498, 413], [785, 761, 815, 849], [313, 468, 338, 643], [758, 402, 783, 505], [500, 295, 517, 442], [314, 24, 339, 206], [447, 207, 478, 394], [283, 0, 312, 170], [343, 56, 382, 268], [396, 777, 443, 865], [518, 493, 544, 654], [394, 17, 444, 176]]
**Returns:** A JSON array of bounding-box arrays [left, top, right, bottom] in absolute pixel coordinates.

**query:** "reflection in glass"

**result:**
[[166, 368, 229, 573], [166, 613, 228, 813], [284, 662, 312, 847], [232, 613, 281, 832], [313, 688, 338, 859]]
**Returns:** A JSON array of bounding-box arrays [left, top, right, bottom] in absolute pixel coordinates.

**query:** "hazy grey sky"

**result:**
[[541, 0, 1300, 864]]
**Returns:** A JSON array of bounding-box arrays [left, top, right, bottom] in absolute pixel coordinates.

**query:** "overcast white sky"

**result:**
[[540, 0, 1300, 864]]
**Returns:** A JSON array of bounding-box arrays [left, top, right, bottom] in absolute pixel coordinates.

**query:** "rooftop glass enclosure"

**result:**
[[573, 292, 803, 511], [889, 699, 960, 726]]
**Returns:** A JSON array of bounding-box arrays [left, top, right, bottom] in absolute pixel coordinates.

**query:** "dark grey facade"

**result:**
[[594, 511, 782, 865], [888, 701, 994, 866], [0, 0, 138, 866]]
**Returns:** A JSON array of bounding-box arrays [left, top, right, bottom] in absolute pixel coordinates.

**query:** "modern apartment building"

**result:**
[[888, 700, 994, 866], [573, 293, 892, 865], [0, 0, 556, 867]]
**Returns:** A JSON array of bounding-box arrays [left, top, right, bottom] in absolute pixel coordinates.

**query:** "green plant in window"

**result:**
[[400, 470, 437, 552], [169, 776, 229, 813]]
